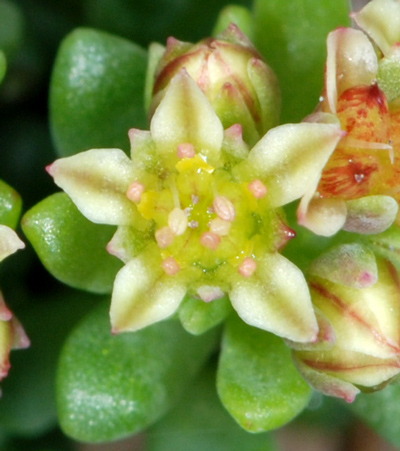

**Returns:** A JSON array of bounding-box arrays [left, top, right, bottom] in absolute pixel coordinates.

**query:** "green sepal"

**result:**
[[145, 364, 277, 451], [0, 179, 22, 229], [0, 291, 99, 436], [351, 383, 400, 448], [212, 5, 254, 41], [50, 28, 148, 157], [57, 301, 219, 443], [22, 192, 122, 294], [253, 0, 351, 122], [217, 314, 312, 432], [378, 55, 400, 103], [178, 294, 232, 336]]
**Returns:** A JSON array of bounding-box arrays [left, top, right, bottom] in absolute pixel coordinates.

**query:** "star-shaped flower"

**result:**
[[48, 70, 343, 343]]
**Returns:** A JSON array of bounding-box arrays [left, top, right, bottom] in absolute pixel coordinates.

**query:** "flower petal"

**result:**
[[48, 149, 141, 226], [110, 250, 187, 332], [352, 0, 400, 56], [343, 195, 398, 234], [298, 196, 347, 237], [150, 69, 224, 165], [0, 225, 24, 262], [229, 253, 318, 343], [286, 308, 336, 352], [326, 28, 378, 113], [238, 122, 343, 207]]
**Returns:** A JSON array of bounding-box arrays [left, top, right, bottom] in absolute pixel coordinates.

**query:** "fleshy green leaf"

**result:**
[[178, 294, 232, 335], [22, 192, 122, 294], [57, 302, 219, 443], [253, 0, 351, 122], [351, 383, 400, 448], [145, 364, 277, 451], [217, 315, 311, 432], [50, 28, 147, 157], [0, 179, 22, 229]]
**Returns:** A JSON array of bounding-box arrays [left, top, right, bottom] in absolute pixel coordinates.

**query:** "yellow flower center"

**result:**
[[127, 147, 283, 276]]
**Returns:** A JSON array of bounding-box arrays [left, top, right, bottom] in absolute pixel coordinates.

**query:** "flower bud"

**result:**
[[291, 244, 400, 403], [147, 24, 280, 146]]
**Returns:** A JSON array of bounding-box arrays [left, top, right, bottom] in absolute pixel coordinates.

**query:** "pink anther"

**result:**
[[238, 257, 257, 277], [155, 226, 174, 248], [209, 218, 231, 236], [213, 196, 236, 222], [248, 180, 267, 199], [177, 143, 196, 159], [126, 181, 145, 203], [200, 231, 221, 250], [161, 257, 180, 275]]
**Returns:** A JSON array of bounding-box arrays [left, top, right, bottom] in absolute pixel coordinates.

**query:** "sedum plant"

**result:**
[[7, 0, 400, 449]]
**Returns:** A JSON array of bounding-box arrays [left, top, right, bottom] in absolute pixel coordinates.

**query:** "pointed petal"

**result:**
[[352, 0, 400, 56], [238, 122, 343, 207], [326, 28, 378, 113], [110, 251, 187, 332], [309, 243, 378, 289], [150, 69, 224, 165], [343, 195, 398, 234], [0, 225, 25, 262], [229, 253, 318, 343], [296, 113, 347, 236], [48, 149, 140, 226], [286, 308, 336, 352]]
